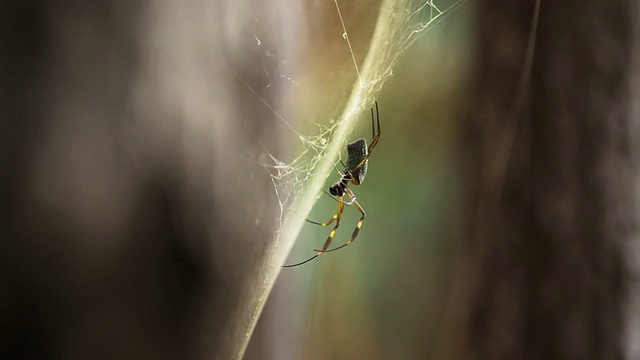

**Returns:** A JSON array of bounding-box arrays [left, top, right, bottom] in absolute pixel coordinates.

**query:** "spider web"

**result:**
[[266, 0, 467, 254], [238, 0, 467, 357]]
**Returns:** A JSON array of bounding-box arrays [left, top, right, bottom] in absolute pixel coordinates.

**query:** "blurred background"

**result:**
[[2, 0, 636, 359]]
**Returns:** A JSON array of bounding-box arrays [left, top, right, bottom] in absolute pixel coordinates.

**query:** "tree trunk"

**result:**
[[445, 0, 637, 359]]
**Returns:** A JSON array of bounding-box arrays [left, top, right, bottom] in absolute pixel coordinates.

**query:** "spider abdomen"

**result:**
[[346, 138, 368, 185]]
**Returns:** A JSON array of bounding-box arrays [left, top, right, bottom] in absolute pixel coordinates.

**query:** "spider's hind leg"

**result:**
[[314, 188, 365, 253]]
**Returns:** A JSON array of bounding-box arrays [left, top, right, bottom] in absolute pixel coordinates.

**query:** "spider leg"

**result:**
[[283, 198, 345, 268], [314, 188, 365, 253], [315, 199, 344, 252], [320, 190, 355, 205], [365, 101, 381, 157], [292, 203, 339, 226], [305, 197, 343, 227], [302, 192, 353, 227], [282, 254, 318, 268], [337, 195, 356, 206], [331, 159, 345, 176]]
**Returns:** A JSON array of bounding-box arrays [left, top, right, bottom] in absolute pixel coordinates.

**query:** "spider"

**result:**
[[283, 101, 381, 267]]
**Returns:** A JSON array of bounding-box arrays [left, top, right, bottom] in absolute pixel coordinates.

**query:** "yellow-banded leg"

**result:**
[[313, 188, 366, 253], [282, 198, 345, 268], [313, 198, 345, 254]]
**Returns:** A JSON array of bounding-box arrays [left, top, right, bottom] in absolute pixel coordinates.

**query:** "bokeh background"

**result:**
[[2, 0, 635, 359]]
